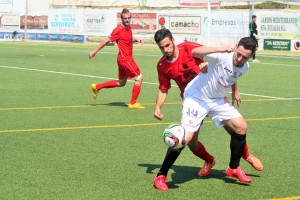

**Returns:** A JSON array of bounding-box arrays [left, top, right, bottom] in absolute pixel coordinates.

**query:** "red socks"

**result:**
[[242, 142, 250, 159], [95, 80, 119, 90], [95, 81, 141, 104], [192, 141, 215, 164], [130, 83, 141, 104]]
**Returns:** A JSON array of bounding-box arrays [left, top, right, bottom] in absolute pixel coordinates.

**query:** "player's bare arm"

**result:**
[[88, 37, 111, 59], [199, 62, 208, 74], [154, 90, 168, 120], [191, 44, 236, 59], [231, 83, 241, 107], [132, 37, 143, 44]]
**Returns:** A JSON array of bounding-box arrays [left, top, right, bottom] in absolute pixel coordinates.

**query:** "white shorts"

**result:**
[[181, 97, 242, 132]]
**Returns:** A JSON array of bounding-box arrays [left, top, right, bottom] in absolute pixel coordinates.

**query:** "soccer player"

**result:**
[[153, 29, 263, 191], [249, 15, 259, 62], [181, 37, 260, 183], [88, 8, 144, 109]]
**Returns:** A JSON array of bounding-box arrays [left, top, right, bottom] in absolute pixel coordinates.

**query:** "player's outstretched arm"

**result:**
[[192, 44, 236, 59], [88, 37, 110, 59], [132, 37, 143, 44], [154, 90, 168, 120], [231, 83, 241, 107]]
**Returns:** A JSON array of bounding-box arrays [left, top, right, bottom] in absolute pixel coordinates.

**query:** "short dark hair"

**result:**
[[154, 28, 173, 44], [238, 37, 257, 54], [121, 8, 131, 18], [252, 15, 256, 19]]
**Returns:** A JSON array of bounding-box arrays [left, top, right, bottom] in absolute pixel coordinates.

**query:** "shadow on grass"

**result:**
[[86, 102, 128, 107], [139, 163, 258, 189]]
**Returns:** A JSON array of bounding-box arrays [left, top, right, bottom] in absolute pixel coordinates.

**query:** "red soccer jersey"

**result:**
[[157, 42, 204, 98], [108, 24, 133, 60]]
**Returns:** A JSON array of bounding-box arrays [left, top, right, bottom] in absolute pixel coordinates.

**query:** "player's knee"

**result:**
[[236, 121, 248, 135], [118, 80, 126, 87], [186, 131, 198, 150]]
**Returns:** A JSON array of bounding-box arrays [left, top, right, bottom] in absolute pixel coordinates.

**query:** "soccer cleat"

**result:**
[[198, 159, 216, 177], [244, 153, 264, 171], [154, 175, 168, 191], [128, 102, 145, 109], [226, 166, 252, 183], [91, 84, 99, 99]]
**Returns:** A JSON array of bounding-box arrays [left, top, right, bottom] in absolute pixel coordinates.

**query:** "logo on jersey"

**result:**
[[183, 70, 198, 83], [224, 67, 232, 73]]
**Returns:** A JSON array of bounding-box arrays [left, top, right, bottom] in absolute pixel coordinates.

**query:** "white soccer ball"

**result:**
[[162, 124, 187, 149]]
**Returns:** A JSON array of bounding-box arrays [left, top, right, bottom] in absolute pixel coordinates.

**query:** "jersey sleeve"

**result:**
[[157, 63, 171, 91], [185, 42, 202, 53], [203, 53, 220, 66], [108, 25, 120, 42]]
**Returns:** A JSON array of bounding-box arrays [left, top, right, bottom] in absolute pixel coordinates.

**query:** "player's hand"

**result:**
[[253, 33, 259, 40], [154, 108, 164, 120], [232, 90, 241, 107], [224, 44, 236, 53], [88, 51, 96, 59], [199, 62, 208, 74]]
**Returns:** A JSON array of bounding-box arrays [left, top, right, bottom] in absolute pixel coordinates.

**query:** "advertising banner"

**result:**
[[0, 14, 19, 30], [263, 39, 291, 51], [26, 32, 84, 42], [48, 11, 82, 34], [258, 15, 299, 39], [117, 13, 157, 34], [20, 15, 48, 30], [291, 39, 300, 51], [158, 15, 201, 34], [202, 12, 249, 37], [83, 13, 108, 35]]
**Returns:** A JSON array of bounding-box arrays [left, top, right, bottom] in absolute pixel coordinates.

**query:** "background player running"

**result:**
[[88, 8, 144, 109]]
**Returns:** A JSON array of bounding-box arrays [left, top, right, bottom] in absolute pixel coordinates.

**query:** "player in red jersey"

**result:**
[[153, 29, 263, 191], [88, 8, 144, 109]]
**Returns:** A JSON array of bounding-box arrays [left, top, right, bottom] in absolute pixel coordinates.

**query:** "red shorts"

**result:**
[[117, 55, 141, 80]]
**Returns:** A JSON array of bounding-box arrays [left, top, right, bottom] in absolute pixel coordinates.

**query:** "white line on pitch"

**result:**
[[0, 65, 161, 86], [2, 65, 299, 100], [250, 62, 300, 67]]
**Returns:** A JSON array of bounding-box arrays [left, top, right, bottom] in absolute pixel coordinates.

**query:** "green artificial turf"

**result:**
[[0, 41, 299, 200]]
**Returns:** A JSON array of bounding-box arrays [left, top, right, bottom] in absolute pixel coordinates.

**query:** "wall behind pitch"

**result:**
[[1, 2, 300, 48]]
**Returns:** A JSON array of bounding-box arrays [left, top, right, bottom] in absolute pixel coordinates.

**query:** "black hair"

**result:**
[[252, 15, 256, 19], [238, 37, 257, 54], [154, 28, 173, 44]]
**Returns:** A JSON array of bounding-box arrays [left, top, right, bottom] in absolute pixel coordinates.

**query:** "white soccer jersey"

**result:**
[[184, 52, 249, 102]]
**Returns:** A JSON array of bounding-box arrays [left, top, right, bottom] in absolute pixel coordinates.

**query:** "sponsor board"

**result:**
[[20, 15, 48, 30], [0, 14, 19, 30], [117, 12, 157, 34], [158, 15, 201, 34], [48, 11, 82, 34], [83, 13, 107, 34], [259, 15, 299, 39], [291, 39, 300, 51], [263, 39, 291, 51]]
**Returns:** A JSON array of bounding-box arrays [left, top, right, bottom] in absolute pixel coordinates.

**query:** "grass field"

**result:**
[[0, 41, 299, 200]]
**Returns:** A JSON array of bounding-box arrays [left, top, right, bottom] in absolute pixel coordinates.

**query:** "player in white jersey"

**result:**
[[181, 37, 258, 183]]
